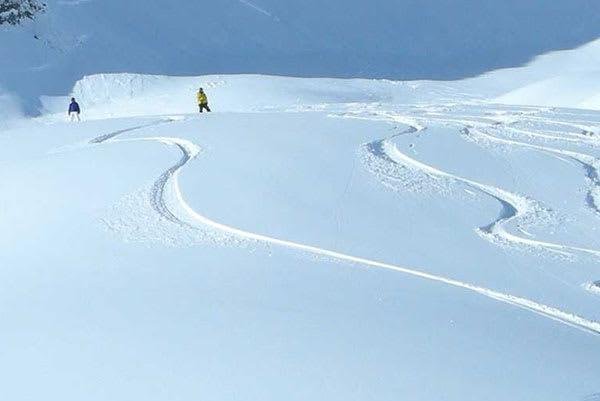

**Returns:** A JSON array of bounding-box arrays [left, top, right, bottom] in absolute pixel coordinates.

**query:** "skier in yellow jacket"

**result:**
[[197, 88, 211, 113]]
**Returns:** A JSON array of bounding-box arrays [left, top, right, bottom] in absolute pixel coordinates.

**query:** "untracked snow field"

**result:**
[[2, 69, 600, 400]]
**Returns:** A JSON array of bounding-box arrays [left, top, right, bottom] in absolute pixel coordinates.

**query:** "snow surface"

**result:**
[[4, 12, 600, 399], [2, 64, 600, 400]]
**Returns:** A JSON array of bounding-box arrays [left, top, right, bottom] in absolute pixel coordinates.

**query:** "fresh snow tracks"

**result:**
[[87, 121, 600, 337], [357, 109, 600, 258]]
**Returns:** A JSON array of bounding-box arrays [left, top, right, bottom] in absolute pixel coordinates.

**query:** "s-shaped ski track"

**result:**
[[89, 120, 600, 337]]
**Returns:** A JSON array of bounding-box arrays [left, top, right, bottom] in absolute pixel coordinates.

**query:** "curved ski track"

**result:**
[[88, 121, 600, 337], [362, 128, 600, 259], [422, 110, 600, 219], [359, 109, 600, 258], [467, 126, 600, 217]]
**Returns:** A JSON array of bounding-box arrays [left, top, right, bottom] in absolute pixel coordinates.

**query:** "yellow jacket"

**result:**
[[197, 91, 208, 105]]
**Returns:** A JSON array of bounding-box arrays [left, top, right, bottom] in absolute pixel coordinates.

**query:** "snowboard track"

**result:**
[[422, 109, 600, 217], [483, 126, 600, 217], [88, 121, 600, 337], [363, 121, 600, 259], [378, 108, 600, 257], [149, 140, 196, 228], [89, 119, 173, 144], [90, 118, 205, 231]]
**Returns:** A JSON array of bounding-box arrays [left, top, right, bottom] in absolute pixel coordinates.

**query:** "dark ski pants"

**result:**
[[199, 103, 211, 113]]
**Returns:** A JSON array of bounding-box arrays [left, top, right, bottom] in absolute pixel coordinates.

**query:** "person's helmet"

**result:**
[[71, 97, 75, 102]]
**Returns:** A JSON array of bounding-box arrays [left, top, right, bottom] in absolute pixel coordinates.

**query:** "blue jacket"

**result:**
[[69, 101, 80, 113]]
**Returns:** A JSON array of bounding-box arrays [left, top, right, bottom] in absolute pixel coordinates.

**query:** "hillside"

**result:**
[[2, 2, 600, 400], [2, 70, 600, 399], [2, 0, 600, 114]]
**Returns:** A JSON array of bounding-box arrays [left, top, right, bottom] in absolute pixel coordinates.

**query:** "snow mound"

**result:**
[[491, 39, 600, 109], [44, 73, 455, 119], [34, 37, 600, 120], [497, 72, 600, 109]]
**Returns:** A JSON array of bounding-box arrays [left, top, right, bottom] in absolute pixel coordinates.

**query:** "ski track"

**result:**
[[86, 121, 600, 337], [380, 108, 600, 251], [89, 119, 174, 144], [468, 126, 600, 217], [365, 135, 600, 258], [335, 105, 600, 208], [354, 111, 600, 258], [420, 110, 600, 217], [89, 119, 201, 229]]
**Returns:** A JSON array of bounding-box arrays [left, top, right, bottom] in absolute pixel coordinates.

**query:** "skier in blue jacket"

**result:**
[[68, 98, 81, 121]]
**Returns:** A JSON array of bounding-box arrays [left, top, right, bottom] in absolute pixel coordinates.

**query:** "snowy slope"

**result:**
[[4, 4, 600, 399], [2, 70, 600, 400]]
